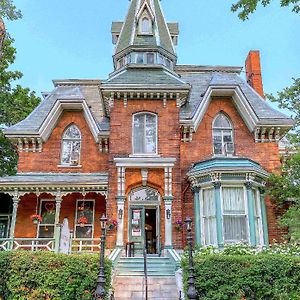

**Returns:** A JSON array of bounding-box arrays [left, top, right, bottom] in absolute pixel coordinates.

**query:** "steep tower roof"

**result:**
[[111, 0, 178, 71]]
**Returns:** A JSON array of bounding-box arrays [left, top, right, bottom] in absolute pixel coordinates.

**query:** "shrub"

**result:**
[[182, 244, 300, 300], [0, 251, 112, 300]]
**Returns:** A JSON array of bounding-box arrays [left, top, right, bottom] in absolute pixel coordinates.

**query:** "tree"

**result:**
[[232, 0, 300, 20], [0, 39, 40, 176], [0, 0, 22, 21]]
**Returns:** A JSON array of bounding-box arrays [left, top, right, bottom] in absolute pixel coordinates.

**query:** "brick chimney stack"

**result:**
[[245, 50, 264, 98]]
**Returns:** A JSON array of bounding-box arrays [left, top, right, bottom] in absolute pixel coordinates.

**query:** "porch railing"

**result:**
[[71, 238, 101, 253], [0, 238, 55, 251]]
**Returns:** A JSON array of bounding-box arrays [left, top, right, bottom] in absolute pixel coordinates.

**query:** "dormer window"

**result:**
[[213, 113, 234, 156], [140, 17, 152, 34], [61, 124, 81, 166]]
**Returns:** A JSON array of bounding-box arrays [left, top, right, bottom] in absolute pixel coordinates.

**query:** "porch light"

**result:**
[[100, 214, 108, 230], [118, 209, 123, 220]]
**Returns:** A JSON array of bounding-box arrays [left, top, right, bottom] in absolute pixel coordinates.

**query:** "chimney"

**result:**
[[245, 50, 264, 98]]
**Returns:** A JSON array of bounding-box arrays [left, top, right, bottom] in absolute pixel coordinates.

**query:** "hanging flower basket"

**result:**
[[174, 219, 183, 232], [31, 214, 42, 224], [78, 216, 88, 227], [107, 219, 118, 230]]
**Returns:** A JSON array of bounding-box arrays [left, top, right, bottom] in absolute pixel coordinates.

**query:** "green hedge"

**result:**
[[182, 253, 300, 300], [0, 251, 112, 300]]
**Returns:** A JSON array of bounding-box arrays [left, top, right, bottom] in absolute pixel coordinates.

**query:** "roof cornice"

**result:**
[[175, 65, 243, 74]]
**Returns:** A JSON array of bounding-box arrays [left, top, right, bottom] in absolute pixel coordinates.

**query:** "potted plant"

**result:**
[[107, 219, 118, 230], [30, 214, 43, 224], [78, 216, 88, 227], [174, 219, 183, 232]]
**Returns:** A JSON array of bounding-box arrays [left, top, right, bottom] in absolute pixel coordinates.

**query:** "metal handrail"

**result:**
[[143, 235, 148, 300]]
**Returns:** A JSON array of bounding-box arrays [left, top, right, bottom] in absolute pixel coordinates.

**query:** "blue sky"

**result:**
[[5, 0, 300, 102]]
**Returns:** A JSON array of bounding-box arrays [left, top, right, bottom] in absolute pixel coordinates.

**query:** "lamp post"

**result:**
[[184, 217, 198, 300], [95, 214, 108, 300]]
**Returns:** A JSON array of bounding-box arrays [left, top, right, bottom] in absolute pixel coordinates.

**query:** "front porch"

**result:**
[[0, 172, 108, 254]]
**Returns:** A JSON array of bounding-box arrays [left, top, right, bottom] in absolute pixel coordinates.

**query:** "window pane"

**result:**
[[77, 201, 94, 224], [223, 131, 233, 143], [146, 53, 154, 64], [64, 125, 81, 139], [202, 189, 217, 245], [133, 114, 145, 153], [62, 141, 72, 164], [145, 114, 156, 153], [40, 201, 56, 224], [38, 225, 54, 238], [213, 114, 231, 129], [223, 216, 247, 242], [222, 187, 245, 214], [137, 53, 144, 64], [75, 225, 93, 238]]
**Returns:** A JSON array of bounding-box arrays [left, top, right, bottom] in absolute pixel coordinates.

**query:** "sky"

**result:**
[[5, 0, 300, 104]]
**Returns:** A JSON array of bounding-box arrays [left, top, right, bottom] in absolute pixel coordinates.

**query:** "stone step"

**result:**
[[113, 276, 180, 300]]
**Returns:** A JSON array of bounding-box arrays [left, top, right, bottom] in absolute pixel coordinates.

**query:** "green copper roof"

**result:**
[[115, 0, 176, 56]]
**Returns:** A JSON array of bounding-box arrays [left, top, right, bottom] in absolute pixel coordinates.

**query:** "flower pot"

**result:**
[[32, 219, 39, 225]]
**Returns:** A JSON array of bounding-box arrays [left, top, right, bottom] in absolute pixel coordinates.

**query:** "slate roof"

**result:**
[[177, 69, 294, 125], [0, 173, 108, 186], [103, 67, 187, 86], [4, 83, 107, 135], [115, 0, 175, 56]]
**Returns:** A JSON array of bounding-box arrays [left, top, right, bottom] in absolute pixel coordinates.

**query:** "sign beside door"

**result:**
[[132, 209, 142, 237]]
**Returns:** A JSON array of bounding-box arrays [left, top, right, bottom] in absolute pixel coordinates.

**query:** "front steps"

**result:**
[[115, 256, 176, 276], [113, 276, 180, 300]]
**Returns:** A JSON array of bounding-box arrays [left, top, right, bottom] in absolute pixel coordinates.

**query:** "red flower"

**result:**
[[30, 214, 43, 222], [78, 216, 88, 224]]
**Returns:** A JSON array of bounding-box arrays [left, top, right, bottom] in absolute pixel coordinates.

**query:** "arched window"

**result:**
[[141, 17, 151, 34], [212, 113, 234, 155], [61, 124, 81, 165], [133, 113, 157, 154]]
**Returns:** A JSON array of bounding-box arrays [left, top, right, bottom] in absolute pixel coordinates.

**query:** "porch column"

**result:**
[[164, 167, 173, 248], [259, 188, 269, 246], [54, 191, 63, 239], [192, 186, 201, 245], [163, 196, 173, 248], [116, 196, 125, 247], [213, 182, 224, 247], [9, 192, 20, 239], [245, 182, 257, 246]]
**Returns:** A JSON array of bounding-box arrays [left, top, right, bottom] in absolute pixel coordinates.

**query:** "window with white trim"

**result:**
[[38, 200, 56, 238], [213, 113, 234, 156], [140, 17, 151, 34], [222, 187, 248, 243], [253, 189, 264, 245], [75, 200, 95, 238], [133, 113, 157, 154], [61, 124, 81, 166]]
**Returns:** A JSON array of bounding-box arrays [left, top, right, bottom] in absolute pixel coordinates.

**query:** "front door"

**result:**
[[129, 207, 145, 253]]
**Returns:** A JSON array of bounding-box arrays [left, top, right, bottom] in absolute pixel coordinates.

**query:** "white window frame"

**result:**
[[37, 199, 56, 238], [221, 185, 250, 244], [212, 113, 234, 156], [132, 112, 158, 156], [140, 16, 152, 34], [60, 124, 82, 166], [74, 199, 95, 239], [253, 188, 264, 246]]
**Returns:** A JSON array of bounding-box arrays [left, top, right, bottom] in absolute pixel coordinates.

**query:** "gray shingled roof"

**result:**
[[104, 67, 186, 86], [5, 84, 106, 135], [178, 70, 293, 125], [115, 0, 175, 56], [0, 173, 108, 185]]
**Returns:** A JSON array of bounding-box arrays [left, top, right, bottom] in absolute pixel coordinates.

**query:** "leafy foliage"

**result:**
[[0, 0, 22, 21], [0, 251, 112, 300], [231, 0, 300, 20], [182, 245, 300, 300], [0, 39, 40, 177]]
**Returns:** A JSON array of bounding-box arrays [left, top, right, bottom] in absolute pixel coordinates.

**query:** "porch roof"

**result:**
[[0, 172, 108, 195]]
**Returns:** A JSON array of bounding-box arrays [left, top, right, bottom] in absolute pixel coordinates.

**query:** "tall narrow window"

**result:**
[[213, 113, 234, 156], [38, 200, 56, 238], [75, 200, 95, 238], [61, 124, 81, 166], [133, 113, 157, 154], [222, 187, 248, 243], [201, 188, 217, 245], [141, 17, 151, 34]]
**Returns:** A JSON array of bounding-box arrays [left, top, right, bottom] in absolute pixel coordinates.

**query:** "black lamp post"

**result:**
[[95, 214, 108, 300], [184, 217, 198, 300]]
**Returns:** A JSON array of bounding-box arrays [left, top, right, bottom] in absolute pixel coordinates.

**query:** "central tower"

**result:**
[[111, 0, 178, 72]]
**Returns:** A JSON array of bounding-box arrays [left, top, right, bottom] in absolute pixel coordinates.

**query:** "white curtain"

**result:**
[[222, 187, 247, 243], [202, 189, 217, 245], [252, 189, 263, 245]]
